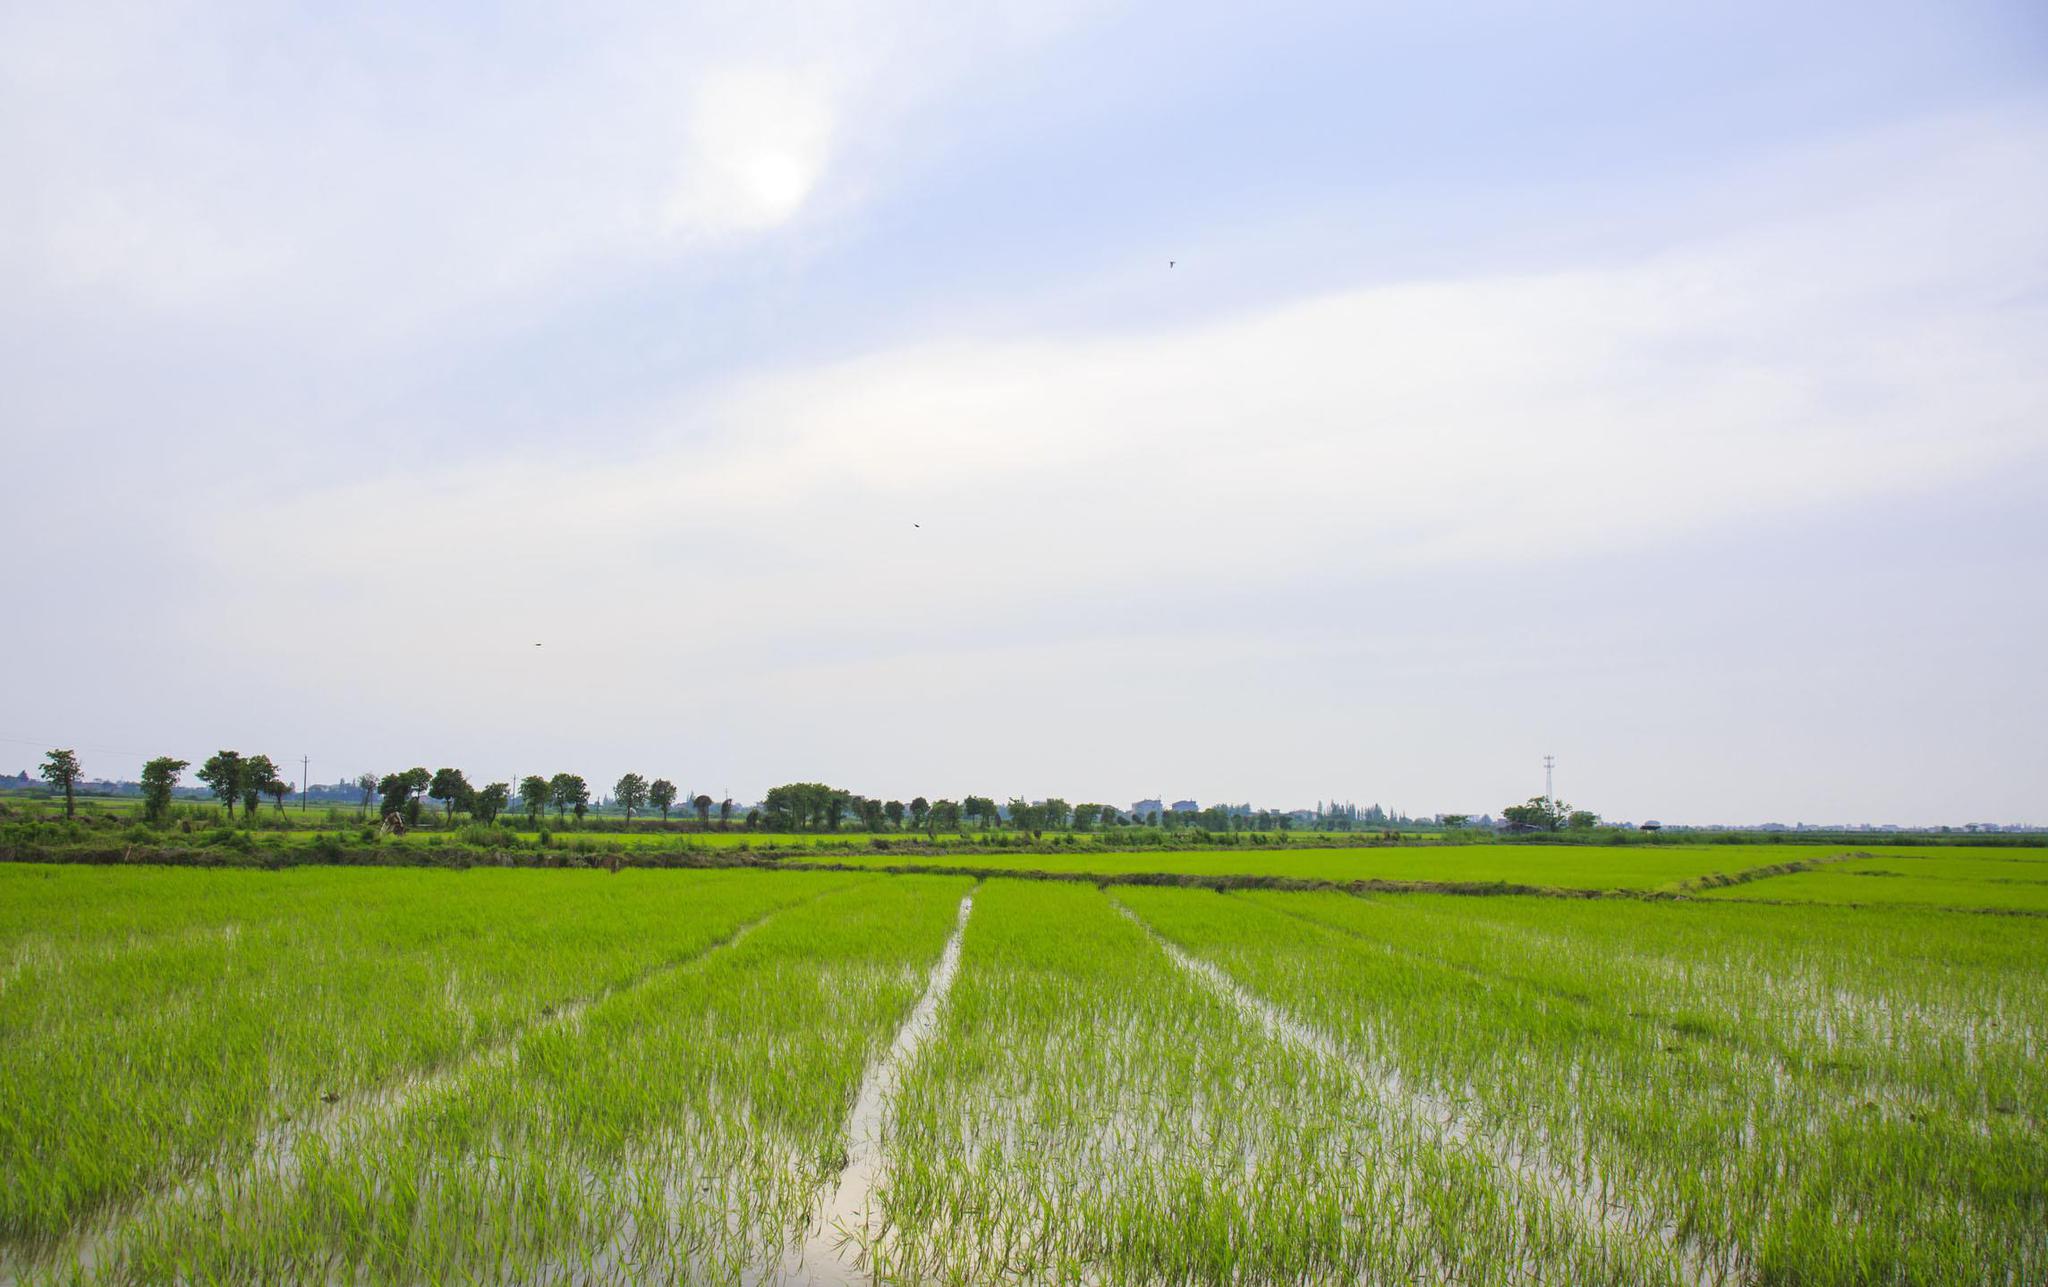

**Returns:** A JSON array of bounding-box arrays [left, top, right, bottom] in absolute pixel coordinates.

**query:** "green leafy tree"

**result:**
[[884, 800, 906, 829], [614, 773, 648, 824], [858, 797, 885, 832], [197, 751, 244, 819], [241, 755, 279, 820], [719, 797, 733, 829], [928, 799, 961, 837], [548, 773, 588, 821], [355, 772, 378, 819], [1568, 809, 1601, 830], [139, 756, 188, 823], [1438, 813, 1470, 828], [649, 778, 677, 822], [760, 784, 798, 830], [474, 782, 510, 823], [519, 775, 550, 824], [1041, 798, 1071, 830], [429, 768, 472, 825], [1072, 803, 1103, 831], [693, 793, 713, 828], [1006, 798, 1043, 836], [1502, 796, 1570, 833], [38, 749, 82, 820], [962, 795, 996, 831], [378, 767, 431, 821], [909, 797, 930, 831], [265, 774, 292, 814], [760, 783, 861, 831]]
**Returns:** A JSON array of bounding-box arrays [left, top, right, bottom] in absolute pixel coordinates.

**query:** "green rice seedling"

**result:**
[[1119, 886, 2048, 1284], [0, 867, 840, 1268], [793, 841, 2024, 892], [1700, 850, 2048, 911], [875, 880, 1680, 1284], [5, 859, 2039, 1285], [74, 875, 970, 1285]]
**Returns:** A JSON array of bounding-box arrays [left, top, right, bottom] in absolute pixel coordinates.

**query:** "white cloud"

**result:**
[[207, 110, 2048, 686], [5, 2, 2043, 819]]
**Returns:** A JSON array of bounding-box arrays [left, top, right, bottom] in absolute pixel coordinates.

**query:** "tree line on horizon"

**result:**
[[28, 748, 1596, 837], [28, 753, 1288, 837]]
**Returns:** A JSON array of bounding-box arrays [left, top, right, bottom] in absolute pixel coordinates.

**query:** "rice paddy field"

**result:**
[[812, 843, 1807, 890], [2, 858, 2041, 1284], [811, 842, 2037, 899]]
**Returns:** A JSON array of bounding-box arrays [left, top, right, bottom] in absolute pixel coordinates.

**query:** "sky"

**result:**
[[2, 0, 2044, 825]]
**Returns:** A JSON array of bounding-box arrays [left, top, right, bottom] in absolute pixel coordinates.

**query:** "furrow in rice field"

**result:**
[[785, 889, 977, 1284]]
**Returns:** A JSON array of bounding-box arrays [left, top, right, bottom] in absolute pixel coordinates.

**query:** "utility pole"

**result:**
[[302, 755, 310, 813], [1543, 754, 1555, 805]]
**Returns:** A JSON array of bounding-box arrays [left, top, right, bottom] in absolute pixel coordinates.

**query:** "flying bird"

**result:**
[[1169, 260, 1175, 268]]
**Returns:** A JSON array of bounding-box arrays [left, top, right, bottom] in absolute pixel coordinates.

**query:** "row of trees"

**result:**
[[608, 775, 726, 826], [364, 768, 514, 826], [39, 749, 203, 823], [755, 785, 1159, 837], [34, 749, 1597, 839], [362, 770, 726, 829], [53, 748, 298, 822], [193, 751, 295, 820]]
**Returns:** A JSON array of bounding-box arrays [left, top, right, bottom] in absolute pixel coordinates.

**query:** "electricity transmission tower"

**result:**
[[1543, 754, 1555, 805]]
